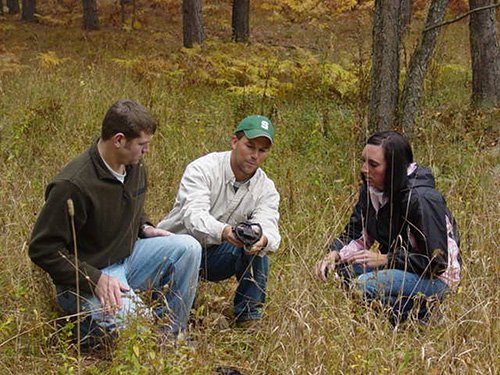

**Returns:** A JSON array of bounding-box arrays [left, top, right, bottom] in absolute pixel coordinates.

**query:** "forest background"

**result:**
[[0, 0, 498, 374]]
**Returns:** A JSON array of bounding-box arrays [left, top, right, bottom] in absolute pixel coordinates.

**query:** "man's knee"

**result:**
[[254, 255, 269, 279], [175, 234, 202, 264], [248, 253, 268, 266]]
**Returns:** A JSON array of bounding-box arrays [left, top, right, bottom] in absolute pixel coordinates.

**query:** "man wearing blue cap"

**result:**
[[158, 115, 281, 327]]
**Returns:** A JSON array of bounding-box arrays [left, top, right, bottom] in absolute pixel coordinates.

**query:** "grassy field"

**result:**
[[1, 2, 499, 374]]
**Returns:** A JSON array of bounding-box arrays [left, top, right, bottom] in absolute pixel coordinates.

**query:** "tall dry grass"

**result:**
[[1, 4, 498, 374]]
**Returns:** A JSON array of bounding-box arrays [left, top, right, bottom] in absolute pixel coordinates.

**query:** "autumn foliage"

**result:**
[[0, 1, 498, 374]]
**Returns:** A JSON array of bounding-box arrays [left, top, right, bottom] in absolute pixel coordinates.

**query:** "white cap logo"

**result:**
[[261, 120, 269, 130]]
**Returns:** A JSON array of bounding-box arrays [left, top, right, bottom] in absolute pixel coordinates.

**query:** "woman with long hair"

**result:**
[[315, 131, 461, 324]]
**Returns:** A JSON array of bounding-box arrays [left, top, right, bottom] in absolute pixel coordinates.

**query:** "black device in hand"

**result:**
[[233, 221, 262, 247]]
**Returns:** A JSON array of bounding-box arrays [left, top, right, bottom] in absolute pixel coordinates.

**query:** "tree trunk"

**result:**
[[82, 0, 99, 30], [232, 0, 250, 43], [469, 0, 500, 107], [7, 0, 20, 14], [400, 0, 412, 33], [400, 0, 449, 137], [183, 0, 204, 48], [119, 0, 136, 27], [0, 0, 4, 15], [368, 0, 401, 132], [120, 0, 125, 25], [21, 0, 35, 22]]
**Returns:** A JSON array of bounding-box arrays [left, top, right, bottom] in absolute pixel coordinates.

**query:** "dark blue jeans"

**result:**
[[201, 242, 269, 322], [338, 264, 449, 324]]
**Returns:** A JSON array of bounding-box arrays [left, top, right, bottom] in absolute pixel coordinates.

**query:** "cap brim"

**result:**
[[243, 129, 273, 144]]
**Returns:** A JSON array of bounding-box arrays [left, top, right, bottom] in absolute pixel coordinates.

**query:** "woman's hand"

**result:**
[[345, 250, 388, 268], [315, 251, 340, 282]]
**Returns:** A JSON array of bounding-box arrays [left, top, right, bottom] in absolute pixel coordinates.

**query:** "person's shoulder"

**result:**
[[181, 152, 229, 186], [254, 167, 272, 180], [190, 151, 228, 164], [252, 168, 279, 193], [407, 183, 446, 210], [405, 165, 439, 198], [55, 149, 89, 177], [53, 148, 94, 186], [186, 151, 229, 172]]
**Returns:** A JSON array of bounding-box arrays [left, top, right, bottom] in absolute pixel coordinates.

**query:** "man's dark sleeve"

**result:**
[[29, 180, 101, 293]]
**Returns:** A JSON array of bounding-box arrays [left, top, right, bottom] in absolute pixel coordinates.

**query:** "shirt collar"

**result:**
[[369, 186, 387, 212], [407, 162, 417, 176]]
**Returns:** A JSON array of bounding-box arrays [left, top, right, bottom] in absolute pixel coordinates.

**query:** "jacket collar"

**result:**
[[89, 140, 129, 181]]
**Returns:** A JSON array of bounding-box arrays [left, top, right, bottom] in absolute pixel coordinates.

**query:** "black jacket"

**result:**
[[29, 142, 151, 293], [329, 166, 460, 278]]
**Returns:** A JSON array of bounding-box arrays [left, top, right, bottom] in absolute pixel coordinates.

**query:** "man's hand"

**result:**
[[244, 235, 268, 255], [315, 251, 340, 282], [142, 225, 171, 238], [345, 250, 388, 268], [222, 225, 245, 248], [95, 273, 130, 314]]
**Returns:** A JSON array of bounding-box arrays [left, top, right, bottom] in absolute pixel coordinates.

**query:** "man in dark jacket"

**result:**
[[29, 99, 201, 341]]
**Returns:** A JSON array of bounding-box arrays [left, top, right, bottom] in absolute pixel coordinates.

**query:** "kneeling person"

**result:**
[[29, 99, 201, 341], [315, 131, 461, 324], [158, 115, 281, 326]]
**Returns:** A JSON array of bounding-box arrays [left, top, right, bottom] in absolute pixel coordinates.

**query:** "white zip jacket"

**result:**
[[158, 151, 281, 254]]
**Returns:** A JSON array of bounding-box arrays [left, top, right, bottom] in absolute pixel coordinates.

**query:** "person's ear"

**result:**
[[111, 133, 126, 148], [230, 135, 239, 150]]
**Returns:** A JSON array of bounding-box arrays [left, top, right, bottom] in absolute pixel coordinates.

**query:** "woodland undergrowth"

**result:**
[[0, 2, 498, 374]]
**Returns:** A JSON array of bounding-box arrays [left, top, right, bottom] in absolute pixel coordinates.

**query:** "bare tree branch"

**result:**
[[424, 3, 500, 32]]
